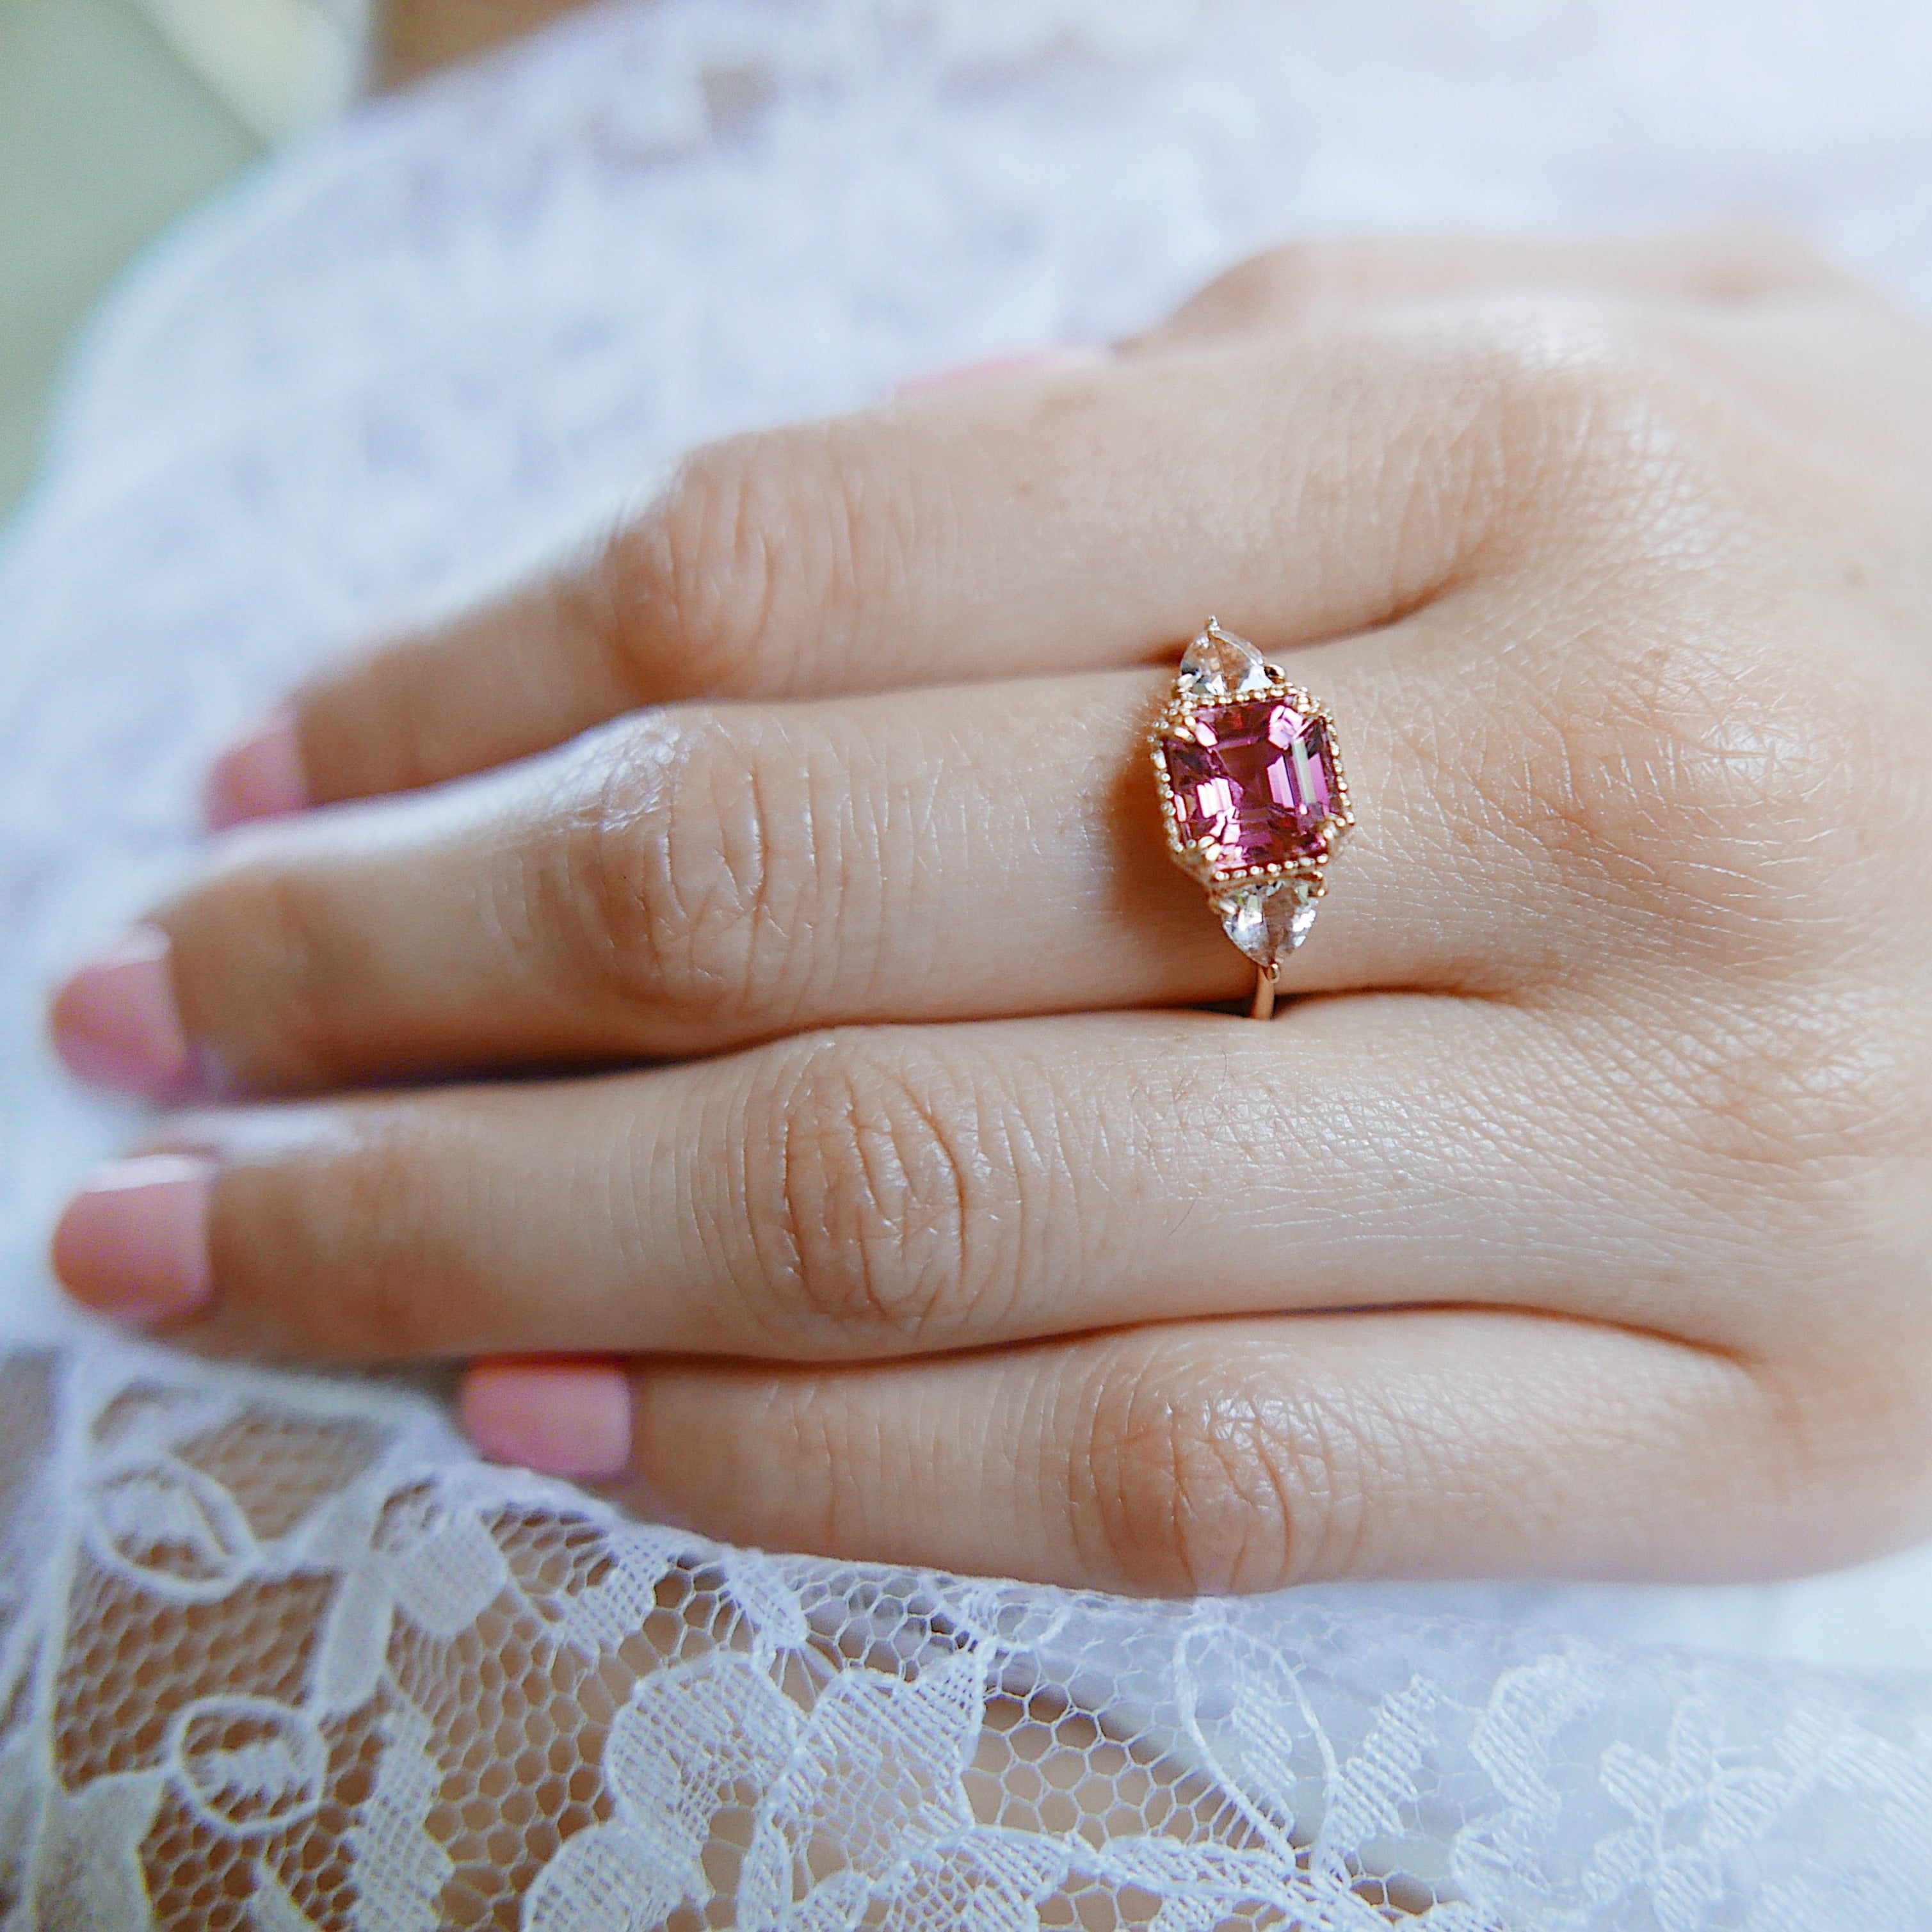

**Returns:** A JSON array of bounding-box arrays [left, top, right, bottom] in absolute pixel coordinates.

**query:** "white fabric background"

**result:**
[[5, 0, 1932, 1685]]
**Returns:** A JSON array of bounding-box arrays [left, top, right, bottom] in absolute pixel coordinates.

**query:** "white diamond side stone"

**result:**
[[1216, 877, 1319, 972], [1177, 621, 1269, 701]]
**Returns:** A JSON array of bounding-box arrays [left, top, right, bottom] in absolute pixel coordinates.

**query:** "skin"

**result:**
[[51, 229, 1932, 1596]]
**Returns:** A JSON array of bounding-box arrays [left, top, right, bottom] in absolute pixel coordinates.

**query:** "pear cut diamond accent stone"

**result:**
[[1216, 877, 1319, 972], [1177, 620, 1271, 701]]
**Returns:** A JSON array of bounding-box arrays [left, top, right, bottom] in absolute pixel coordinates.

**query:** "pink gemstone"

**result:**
[[1163, 698, 1337, 874]]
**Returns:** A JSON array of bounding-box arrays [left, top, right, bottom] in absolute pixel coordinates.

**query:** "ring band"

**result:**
[[1150, 619, 1354, 1019]]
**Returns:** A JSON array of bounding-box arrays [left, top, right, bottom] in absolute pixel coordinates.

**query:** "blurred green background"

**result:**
[[0, 0, 260, 518]]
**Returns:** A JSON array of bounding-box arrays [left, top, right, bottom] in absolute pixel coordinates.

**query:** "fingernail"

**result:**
[[49, 925, 192, 1099], [460, 1362, 634, 1480], [205, 707, 307, 832], [52, 1154, 215, 1324], [895, 343, 1111, 398]]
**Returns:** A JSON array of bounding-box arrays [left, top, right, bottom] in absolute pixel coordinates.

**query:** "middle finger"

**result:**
[[67, 1001, 1745, 1368]]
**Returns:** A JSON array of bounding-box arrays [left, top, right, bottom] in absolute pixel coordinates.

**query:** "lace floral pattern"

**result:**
[[1, 1340, 1929, 1929], [7, 2, 1932, 1922]]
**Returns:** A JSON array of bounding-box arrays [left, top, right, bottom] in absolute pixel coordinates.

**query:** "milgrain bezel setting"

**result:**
[[1148, 619, 1355, 1017]]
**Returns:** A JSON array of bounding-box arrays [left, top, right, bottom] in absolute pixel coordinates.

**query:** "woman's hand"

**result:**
[[48, 231, 1932, 1596]]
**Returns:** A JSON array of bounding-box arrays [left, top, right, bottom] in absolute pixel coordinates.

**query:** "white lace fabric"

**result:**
[[6, 1341, 1932, 1930], [6, 0, 1932, 1922]]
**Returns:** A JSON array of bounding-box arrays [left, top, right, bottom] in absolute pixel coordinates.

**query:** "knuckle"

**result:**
[[601, 424, 865, 696], [1147, 237, 1457, 336], [538, 709, 798, 1029], [1524, 658, 1932, 1220], [1339, 316, 1722, 588], [1521, 630, 1882, 933], [1077, 1348, 1364, 1595], [1686, 220, 1849, 299], [1161, 243, 1321, 334], [1221, 237, 1459, 317], [1650, 994, 1932, 1228], [1432, 314, 1769, 554], [1744, 1343, 1932, 1568], [736, 1034, 1009, 1351], [1463, 320, 1699, 515]]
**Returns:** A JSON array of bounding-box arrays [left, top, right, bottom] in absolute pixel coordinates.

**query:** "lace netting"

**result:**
[[0, 1339, 1928, 1929], [8, 2, 1932, 1923]]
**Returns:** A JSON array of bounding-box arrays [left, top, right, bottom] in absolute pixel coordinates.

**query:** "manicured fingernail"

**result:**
[[460, 1362, 634, 1480], [205, 706, 307, 831], [49, 924, 192, 1099], [52, 1154, 215, 1324], [895, 343, 1112, 398]]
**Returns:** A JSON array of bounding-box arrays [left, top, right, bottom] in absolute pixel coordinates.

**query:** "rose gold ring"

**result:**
[[1150, 619, 1354, 1020]]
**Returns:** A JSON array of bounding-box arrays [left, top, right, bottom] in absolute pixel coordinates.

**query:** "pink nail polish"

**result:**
[[205, 707, 307, 832], [49, 925, 193, 1099], [895, 343, 1111, 398], [460, 1362, 633, 1479], [52, 1154, 215, 1324]]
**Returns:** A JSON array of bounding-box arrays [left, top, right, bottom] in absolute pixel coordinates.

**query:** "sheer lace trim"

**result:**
[[2, 1342, 1928, 1928]]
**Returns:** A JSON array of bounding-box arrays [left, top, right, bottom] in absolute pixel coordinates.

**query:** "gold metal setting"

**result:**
[[1149, 618, 1355, 1019]]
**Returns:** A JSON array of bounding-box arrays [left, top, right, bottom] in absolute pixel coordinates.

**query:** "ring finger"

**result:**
[[56, 610, 1601, 1098]]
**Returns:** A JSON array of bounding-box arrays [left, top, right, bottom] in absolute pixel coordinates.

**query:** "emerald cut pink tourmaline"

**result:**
[[1163, 697, 1337, 875]]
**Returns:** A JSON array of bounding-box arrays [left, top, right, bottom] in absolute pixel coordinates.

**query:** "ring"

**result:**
[[1150, 619, 1354, 1020]]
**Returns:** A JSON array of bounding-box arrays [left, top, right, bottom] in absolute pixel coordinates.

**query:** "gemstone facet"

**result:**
[[1177, 622, 1271, 702], [1217, 876, 1320, 971], [1152, 621, 1352, 995], [1161, 698, 1338, 876]]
